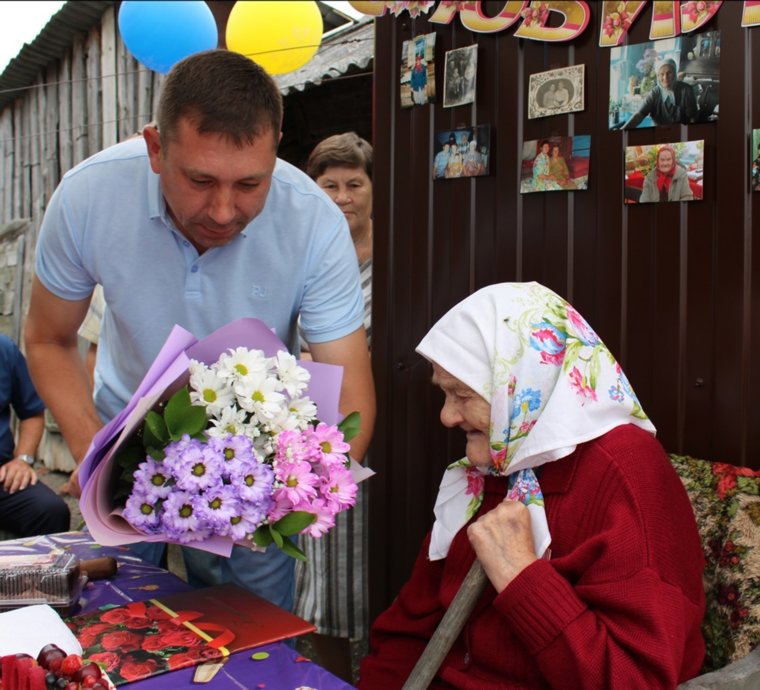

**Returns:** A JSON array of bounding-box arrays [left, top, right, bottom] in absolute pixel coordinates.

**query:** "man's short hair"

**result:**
[[157, 49, 283, 148]]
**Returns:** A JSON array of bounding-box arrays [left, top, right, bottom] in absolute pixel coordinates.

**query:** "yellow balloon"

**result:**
[[226, 1, 323, 75]]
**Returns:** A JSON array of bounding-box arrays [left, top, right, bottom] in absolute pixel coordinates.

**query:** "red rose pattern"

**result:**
[[69, 603, 222, 685]]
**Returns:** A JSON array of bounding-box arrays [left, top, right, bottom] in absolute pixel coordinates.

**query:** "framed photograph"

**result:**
[[752, 129, 760, 192], [432, 125, 491, 180], [623, 140, 704, 204], [527, 65, 584, 119], [443, 45, 478, 108], [608, 31, 720, 130], [400, 32, 436, 108], [519, 135, 590, 193]]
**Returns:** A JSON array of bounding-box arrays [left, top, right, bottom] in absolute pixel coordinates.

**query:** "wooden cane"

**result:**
[[400, 559, 489, 690]]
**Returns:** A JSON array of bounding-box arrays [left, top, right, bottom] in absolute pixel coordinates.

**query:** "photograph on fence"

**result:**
[[400, 32, 436, 107], [624, 140, 704, 204], [519, 135, 590, 193], [432, 125, 490, 179], [527, 65, 584, 119], [443, 44, 478, 108], [609, 31, 720, 130]]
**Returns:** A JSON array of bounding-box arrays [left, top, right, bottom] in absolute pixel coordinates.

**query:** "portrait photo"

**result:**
[[527, 65, 584, 119], [400, 32, 436, 108], [432, 125, 490, 180], [624, 140, 704, 204], [519, 135, 590, 193], [752, 129, 760, 192], [609, 31, 720, 130], [443, 44, 478, 108]]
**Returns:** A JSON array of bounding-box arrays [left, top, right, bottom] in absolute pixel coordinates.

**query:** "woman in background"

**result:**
[[295, 132, 373, 682], [548, 144, 576, 189], [532, 141, 562, 191]]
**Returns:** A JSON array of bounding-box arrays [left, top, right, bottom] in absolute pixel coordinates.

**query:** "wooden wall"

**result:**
[[0, 5, 163, 327], [368, 2, 760, 617]]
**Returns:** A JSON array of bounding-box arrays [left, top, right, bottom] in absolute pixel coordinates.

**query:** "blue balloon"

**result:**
[[119, 1, 218, 74]]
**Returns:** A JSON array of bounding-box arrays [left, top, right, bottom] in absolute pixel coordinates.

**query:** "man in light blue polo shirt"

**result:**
[[25, 50, 375, 611]]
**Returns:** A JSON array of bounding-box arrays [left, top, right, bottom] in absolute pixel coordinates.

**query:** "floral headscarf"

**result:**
[[416, 282, 655, 560]]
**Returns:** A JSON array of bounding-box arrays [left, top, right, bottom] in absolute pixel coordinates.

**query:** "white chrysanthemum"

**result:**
[[188, 365, 234, 415], [234, 372, 287, 422], [206, 405, 250, 438], [267, 406, 303, 434], [215, 346, 268, 381], [288, 396, 318, 427], [274, 351, 311, 397]]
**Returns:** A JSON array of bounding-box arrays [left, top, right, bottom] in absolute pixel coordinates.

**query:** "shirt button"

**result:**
[[191, 265, 198, 273]]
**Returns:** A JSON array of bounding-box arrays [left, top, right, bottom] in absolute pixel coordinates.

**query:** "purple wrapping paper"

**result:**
[[78, 318, 345, 556]]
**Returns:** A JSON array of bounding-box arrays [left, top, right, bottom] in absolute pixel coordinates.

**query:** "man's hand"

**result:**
[[467, 500, 537, 594], [0, 459, 38, 494], [62, 465, 83, 498]]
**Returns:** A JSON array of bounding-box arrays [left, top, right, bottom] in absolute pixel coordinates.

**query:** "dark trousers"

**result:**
[[0, 481, 70, 537]]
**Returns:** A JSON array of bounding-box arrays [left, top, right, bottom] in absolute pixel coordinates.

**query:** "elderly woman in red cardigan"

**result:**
[[359, 282, 706, 689]]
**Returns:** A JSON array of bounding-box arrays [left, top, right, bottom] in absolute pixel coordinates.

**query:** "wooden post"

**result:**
[[401, 560, 488, 690]]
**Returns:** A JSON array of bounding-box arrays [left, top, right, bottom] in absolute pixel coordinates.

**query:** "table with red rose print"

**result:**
[[0, 531, 354, 690]]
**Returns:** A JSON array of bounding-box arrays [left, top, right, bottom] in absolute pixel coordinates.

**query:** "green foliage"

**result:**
[[113, 386, 208, 502], [252, 511, 316, 561], [338, 411, 361, 442]]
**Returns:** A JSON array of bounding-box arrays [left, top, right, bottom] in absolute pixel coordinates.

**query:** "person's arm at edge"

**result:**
[[24, 277, 103, 496], [309, 326, 375, 462], [0, 412, 44, 493]]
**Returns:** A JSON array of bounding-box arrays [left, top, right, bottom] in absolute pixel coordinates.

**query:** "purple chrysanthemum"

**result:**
[[197, 484, 240, 531], [207, 434, 259, 480], [123, 489, 162, 534], [132, 457, 173, 499], [160, 491, 209, 543], [230, 459, 273, 503]]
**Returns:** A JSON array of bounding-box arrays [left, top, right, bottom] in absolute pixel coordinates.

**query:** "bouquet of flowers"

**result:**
[[79, 319, 369, 560]]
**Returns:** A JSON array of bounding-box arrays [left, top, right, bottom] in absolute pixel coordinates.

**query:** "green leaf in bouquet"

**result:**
[[269, 525, 284, 548], [273, 511, 316, 536], [337, 410, 361, 442], [252, 525, 274, 548], [164, 387, 208, 440], [143, 410, 169, 448], [279, 538, 307, 561]]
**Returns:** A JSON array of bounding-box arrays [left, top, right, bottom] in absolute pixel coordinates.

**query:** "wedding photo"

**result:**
[[528, 65, 584, 119]]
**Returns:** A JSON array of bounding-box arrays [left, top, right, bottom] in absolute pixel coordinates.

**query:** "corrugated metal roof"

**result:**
[[0, 1, 373, 112], [0, 1, 115, 111], [276, 18, 374, 95]]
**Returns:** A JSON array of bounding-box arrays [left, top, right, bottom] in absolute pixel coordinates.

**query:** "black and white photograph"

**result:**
[[443, 44, 477, 109], [528, 65, 584, 119]]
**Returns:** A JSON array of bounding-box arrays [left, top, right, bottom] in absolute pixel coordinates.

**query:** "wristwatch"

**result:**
[[16, 454, 35, 466]]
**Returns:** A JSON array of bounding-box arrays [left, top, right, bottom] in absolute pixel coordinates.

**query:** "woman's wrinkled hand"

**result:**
[[467, 500, 537, 593]]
